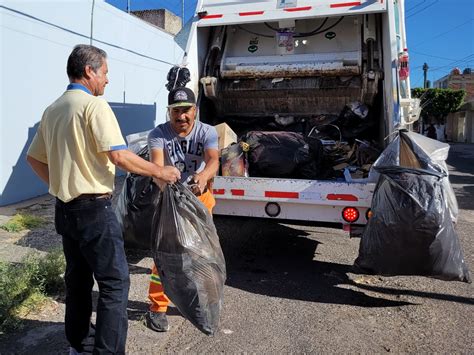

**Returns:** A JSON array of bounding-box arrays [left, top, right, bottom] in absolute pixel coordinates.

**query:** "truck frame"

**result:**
[[180, 0, 419, 230]]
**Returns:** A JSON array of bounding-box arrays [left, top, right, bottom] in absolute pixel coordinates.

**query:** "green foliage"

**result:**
[[0, 249, 65, 333], [412, 88, 466, 120], [31, 248, 66, 294], [0, 261, 31, 331], [0, 213, 45, 233]]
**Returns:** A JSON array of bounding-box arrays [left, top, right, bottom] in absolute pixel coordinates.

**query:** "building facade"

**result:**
[[0, 1, 186, 206], [434, 68, 474, 102]]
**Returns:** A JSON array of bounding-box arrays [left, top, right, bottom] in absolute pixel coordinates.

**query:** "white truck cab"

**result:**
[[180, 0, 419, 230]]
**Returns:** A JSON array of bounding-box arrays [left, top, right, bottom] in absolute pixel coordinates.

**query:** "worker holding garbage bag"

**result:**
[[145, 87, 222, 333]]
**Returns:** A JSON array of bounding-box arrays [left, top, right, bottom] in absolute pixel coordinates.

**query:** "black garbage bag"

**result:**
[[334, 101, 374, 140], [165, 66, 191, 91], [244, 131, 320, 178], [354, 131, 471, 282], [115, 145, 161, 250], [152, 182, 226, 335]]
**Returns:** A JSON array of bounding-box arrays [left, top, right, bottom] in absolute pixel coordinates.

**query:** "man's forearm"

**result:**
[[198, 158, 219, 181], [108, 149, 161, 178], [26, 155, 50, 185]]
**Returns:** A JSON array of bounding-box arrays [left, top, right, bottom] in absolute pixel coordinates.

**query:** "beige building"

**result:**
[[434, 68, 474, 102], [132, 9, 182, 35], [446, 101, 474, 143]]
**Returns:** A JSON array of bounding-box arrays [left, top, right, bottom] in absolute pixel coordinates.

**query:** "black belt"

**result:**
[[73, 193, 112, 201]]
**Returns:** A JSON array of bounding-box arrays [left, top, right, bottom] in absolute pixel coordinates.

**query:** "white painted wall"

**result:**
[[1, 0, 184, 205]]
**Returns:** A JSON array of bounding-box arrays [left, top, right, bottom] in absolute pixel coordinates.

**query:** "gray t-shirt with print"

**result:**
[[147, 121, 218, 182]]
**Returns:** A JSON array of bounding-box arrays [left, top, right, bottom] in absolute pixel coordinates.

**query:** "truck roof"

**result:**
[[197, 0, 387, 26]]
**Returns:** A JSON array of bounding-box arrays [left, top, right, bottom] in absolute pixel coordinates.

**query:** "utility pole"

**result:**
[[90, 0, 95, 45], [127, 0, 130, 14], [423, 62, 429, 89], [182, 0, 185, 26]]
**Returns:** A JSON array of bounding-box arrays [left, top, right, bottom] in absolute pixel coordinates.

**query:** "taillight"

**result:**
[[265, 202, 281, 217], [342, 207, 360, 223]]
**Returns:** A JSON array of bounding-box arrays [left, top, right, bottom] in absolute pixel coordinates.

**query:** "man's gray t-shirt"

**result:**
[[147, 121, 218, 182]]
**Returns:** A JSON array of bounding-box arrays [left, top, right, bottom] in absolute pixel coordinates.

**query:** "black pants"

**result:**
[[55, 197, 130, 354]]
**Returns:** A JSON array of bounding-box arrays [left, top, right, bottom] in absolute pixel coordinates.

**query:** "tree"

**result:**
[[411, 88, 466, 123]]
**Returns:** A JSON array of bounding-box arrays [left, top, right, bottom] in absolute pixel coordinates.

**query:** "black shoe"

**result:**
[[145, 311, 169, 332]]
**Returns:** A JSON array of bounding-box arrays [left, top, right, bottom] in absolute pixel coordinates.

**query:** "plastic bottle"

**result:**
[[399, 48, 409, 80]]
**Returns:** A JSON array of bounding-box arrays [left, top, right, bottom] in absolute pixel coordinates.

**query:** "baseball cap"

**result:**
[[168, 87, 196, 108]]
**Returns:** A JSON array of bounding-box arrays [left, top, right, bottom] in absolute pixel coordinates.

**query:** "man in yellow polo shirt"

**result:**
[[27, 44, 180, 355]]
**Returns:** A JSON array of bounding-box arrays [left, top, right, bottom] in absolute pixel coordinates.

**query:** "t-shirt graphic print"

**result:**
[[147, 121, 218, 183]]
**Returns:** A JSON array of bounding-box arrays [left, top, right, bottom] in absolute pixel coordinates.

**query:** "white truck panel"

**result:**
[[182, 1, 415, 227], [212, 176, 375, 223], [197, 0, 387, 26], [215, 198, 370, 223], [220, 17, 362, 77]]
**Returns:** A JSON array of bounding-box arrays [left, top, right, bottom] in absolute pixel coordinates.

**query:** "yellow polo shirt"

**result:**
[[27, 87, 126, 202]]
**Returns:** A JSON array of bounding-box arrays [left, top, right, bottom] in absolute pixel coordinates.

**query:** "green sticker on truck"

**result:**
[[248, 37, 259, 53]]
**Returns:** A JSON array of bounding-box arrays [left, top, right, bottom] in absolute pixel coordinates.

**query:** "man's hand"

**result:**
[[189, 173, 207, 196], [155, 166, 181, 184]]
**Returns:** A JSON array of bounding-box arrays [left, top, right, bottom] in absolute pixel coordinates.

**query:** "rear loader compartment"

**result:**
[[181, 1, 414, 224]]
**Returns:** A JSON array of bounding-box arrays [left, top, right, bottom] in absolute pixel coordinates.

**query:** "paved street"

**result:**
[[0, 144, 473, 354]]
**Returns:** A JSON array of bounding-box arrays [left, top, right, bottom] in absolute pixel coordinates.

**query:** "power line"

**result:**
[[410, 50, 463, 62], [413, 19, 474, 47], [1, 5, 176, 66], [406, 0, 427, 14], [414, 54, 474, 86], [185, 2, 196, 13], [428, 54, 474, 72], [406, 0, 439, 19]]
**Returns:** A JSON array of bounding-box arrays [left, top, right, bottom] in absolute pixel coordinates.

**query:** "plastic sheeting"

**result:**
[[152, 182, 226, 335], [115, 145, 160, 250], [221, 142, 249, 177], [333, 101, 374, 141], [355, 130, 471, 282], [244, 131, 321, 178], [165, 66, 191, 91]]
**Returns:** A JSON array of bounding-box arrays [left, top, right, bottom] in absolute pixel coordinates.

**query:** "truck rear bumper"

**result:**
[[212, 176, 375, 224]]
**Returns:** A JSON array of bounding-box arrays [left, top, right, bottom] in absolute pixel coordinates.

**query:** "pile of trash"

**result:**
[[354, 130, 471, 282], [220, 101, 380, 181]]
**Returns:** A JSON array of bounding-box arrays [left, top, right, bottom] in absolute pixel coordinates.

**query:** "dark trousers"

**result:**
[[55, 197, 130, 354]]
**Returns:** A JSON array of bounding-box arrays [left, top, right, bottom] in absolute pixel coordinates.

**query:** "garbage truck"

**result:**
[[178, 0, 420, 234]]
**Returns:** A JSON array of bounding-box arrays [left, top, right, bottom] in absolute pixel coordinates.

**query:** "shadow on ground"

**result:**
[[215, 216, 473, 307], [0, 320, 68, 354]]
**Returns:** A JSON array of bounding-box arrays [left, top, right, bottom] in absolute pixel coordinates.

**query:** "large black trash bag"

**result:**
[[244, 131, 319, 178], [354, 131, 471, 282], [115, 145, 161, 250], [151, 182, 226, 335]]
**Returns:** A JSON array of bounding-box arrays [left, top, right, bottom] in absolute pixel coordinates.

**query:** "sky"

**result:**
[[106, 0, 474, 89], [404, 0, 474, 88]]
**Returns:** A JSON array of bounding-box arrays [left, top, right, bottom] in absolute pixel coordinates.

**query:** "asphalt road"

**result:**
[[128, 143, 474, 353], [0, 143, 473, 354]]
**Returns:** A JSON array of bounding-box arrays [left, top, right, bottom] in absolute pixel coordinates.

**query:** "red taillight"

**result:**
[[342, 207, 359, 223]]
